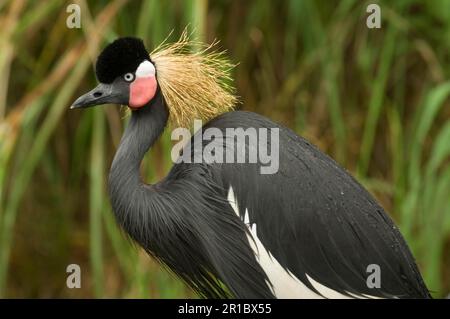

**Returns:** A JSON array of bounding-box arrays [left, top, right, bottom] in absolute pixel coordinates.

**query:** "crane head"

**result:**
[[71, 33, 237, 128], [71, 37, 157, 110]]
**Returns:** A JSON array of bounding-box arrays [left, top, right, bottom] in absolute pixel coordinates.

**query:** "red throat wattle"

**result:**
[[129, 76, 157, 109]]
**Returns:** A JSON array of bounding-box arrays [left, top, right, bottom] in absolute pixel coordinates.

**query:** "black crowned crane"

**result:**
[[71, 36, 431, 299]]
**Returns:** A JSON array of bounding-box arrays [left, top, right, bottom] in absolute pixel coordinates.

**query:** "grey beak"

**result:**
[[70, 81, 129, 109]]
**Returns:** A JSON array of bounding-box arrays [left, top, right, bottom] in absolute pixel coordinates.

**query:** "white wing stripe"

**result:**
[[227, 186, 383, 299], [228, 186, 322, 298]]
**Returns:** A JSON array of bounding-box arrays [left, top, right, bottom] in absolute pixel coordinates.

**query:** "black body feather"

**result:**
[[108, 90, 431, 299]]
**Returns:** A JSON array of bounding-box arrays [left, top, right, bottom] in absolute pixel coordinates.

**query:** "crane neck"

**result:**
[[108, 90, 169, 226]]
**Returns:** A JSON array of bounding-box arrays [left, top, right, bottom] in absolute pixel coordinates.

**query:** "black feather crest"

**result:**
[[95, 37, 150, 83]]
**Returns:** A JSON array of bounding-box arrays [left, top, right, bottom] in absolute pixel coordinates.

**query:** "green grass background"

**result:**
[[0, 0, 449, 298]]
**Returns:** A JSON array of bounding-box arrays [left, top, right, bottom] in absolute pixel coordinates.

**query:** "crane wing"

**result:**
[[198, 111, 430, 299]]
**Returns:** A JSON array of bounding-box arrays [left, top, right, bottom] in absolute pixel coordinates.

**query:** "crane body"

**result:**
[[71, 36, 431, 299]]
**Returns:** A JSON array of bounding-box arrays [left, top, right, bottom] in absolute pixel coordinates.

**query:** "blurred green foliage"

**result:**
[[0, 0, 449, 298]]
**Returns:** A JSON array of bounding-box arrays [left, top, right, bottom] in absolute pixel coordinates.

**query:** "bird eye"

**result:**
[[123, 73, 135, 82]]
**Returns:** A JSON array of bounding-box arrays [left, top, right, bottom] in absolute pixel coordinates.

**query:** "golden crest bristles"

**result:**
[[150, 31, 237, 128]]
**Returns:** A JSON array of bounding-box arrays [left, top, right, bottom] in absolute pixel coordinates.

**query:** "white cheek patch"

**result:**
[[135, 60, 156, 78]]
